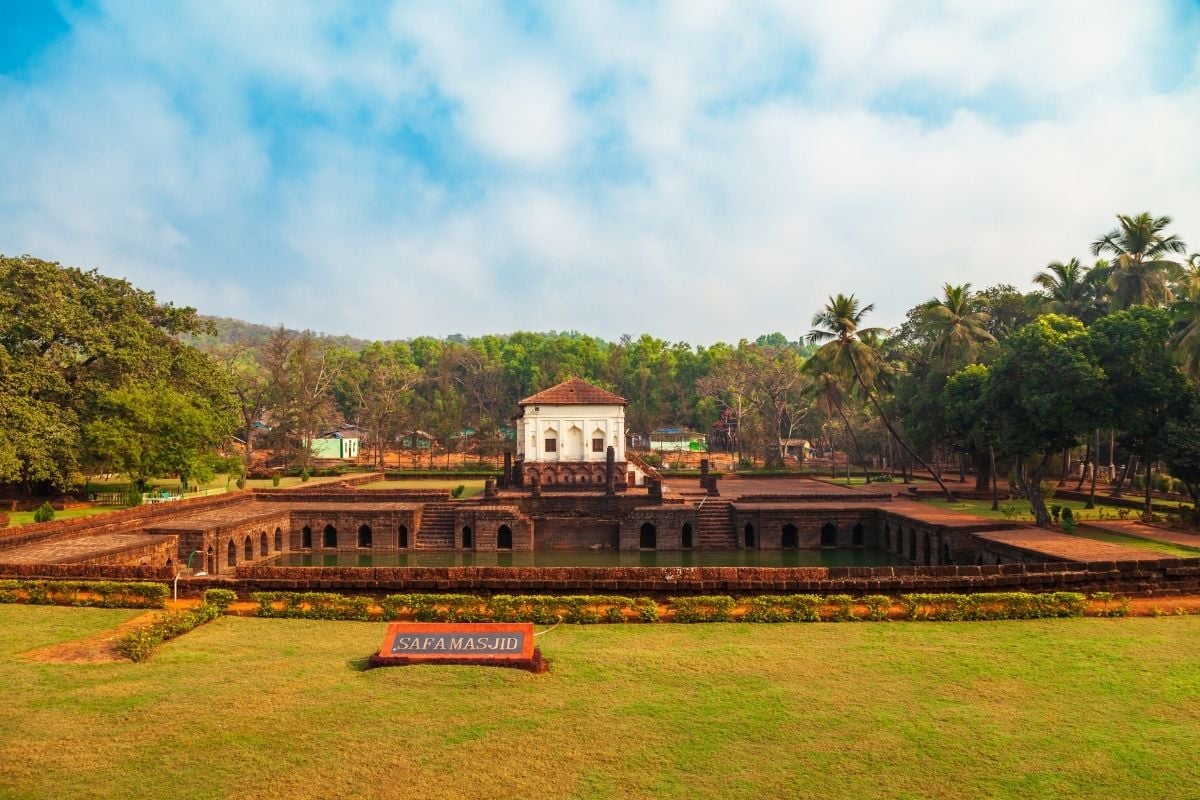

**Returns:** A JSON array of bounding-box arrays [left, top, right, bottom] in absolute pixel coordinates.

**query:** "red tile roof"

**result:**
[[519, 378, 627, 406]]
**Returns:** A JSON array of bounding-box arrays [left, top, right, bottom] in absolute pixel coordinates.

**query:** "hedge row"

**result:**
[[0, 580, 167, 609], [236, 590, 1126, 623], [383, 470, 501, 479], [114, 604, 221, 662]]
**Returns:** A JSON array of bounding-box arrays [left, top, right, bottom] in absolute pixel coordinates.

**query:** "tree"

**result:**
[[1032, 258, 1110, 322], [260, 328, 340, 470], [1162, 391, 1200, 526], [1091, 212, 1187, 309], [922, 283, 995, 364], [1088, 307, 1191, 516], [1169, 258, 1200, 378], [940, 365, 996, 493], [983, 315, 1107, 526], [807, 294, 951, 497]]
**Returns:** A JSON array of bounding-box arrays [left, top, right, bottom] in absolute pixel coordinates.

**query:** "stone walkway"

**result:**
[[972, 528, 1158, 562], [1081, 519, 1200, 551], [0, 532, 169, 564]]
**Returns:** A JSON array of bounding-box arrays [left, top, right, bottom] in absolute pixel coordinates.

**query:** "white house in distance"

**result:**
[[515, 378, 627, 486]]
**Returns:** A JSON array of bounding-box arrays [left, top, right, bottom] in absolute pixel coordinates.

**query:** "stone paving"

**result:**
[[0, 532, 170, 564], [972, 528, 1155, 562]]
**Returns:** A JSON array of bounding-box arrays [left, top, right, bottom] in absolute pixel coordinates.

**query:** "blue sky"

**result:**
[[2, 1, 1199, 343]]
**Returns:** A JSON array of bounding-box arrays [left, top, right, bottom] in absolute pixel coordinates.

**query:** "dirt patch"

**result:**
[[21, 611, 159, 664]]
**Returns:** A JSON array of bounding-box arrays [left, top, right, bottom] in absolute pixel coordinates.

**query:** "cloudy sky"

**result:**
[[2, 1, 1198, 343]]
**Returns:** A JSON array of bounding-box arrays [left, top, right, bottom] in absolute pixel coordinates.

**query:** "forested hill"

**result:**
[[189, 316, 383, 351]]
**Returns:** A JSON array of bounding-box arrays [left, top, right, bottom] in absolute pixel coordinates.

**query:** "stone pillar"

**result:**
[[706, 475, 720, 497], [699, 458, 709, 489], [605, 446, 616, 496], [513, 458, 524, 488], [501, 451, 512, 489], [648, 477, 662, 501], [530, 474, 541, 498], [484, 478, 498, 499]]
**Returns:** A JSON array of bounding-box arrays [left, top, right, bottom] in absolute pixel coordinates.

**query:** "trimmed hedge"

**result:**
[[231, 590, 1123, 624], [0, 580, 167, 609], [250, 591, 372, 621], [201, 588, 237, 610], [114, 604, 221, 662]]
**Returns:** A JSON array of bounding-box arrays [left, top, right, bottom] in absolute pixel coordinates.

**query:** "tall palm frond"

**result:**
[[1091, 213, 1187, 308], [922, 283, 995, 364]]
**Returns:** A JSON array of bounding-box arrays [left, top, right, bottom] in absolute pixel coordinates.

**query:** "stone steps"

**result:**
[[696, 500, 735, 548], [416, 502, 458, 550]]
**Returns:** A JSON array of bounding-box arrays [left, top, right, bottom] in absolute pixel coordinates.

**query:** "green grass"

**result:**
[[1068, 527, 1200, 559], [360, 479, 485, 498], [932, 496, 1136, 523], [1, 606, 1199, 799], [4, 506, 121, 527]]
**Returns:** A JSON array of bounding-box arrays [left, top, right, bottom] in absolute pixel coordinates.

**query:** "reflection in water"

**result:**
[[271, 549, 899, 568]]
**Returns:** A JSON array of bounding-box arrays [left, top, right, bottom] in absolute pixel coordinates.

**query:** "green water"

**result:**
[[271, 548, 900, 568]]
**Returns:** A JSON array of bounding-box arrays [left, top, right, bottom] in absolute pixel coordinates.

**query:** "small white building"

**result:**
[[515, 378, 628, 486]]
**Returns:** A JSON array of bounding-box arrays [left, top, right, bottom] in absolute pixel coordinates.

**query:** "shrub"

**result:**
[[451, 484, 465, 498], [826, 594, 857, 622], [202, 588, 237, 610], [250, 591, 371, 621], [32, 502, 55, 523], [300, 470, 310, 483], [126, 485, 143, 507], [0, 580, 167, 608], [271, 474, 281, 487], [900, 592, 1086, 621], [1091, 592, 1131, 618], [743, 595, 820, 622], [114, 604, 221, 662], [862, 595, 893, 621], [235, 477, 246, 489], [669, 596, 735, 623]]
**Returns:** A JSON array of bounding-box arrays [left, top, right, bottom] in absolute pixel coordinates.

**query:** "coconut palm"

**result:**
[[922, 283, 995, 364], [807, 294, 951, 498], [1170, 257, 1200, 378], [1032, 258, 1111, 321], [803, 358, 871, 482], [1091, 213, 1187, 308]]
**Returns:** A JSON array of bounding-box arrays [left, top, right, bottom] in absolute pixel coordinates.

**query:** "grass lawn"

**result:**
[[4, 506, 120, 527], [1068, 527, 1200, 559], [932, 496, 1137, 523], [1, 606, 1198, 799], [360, 479, 485, 498]]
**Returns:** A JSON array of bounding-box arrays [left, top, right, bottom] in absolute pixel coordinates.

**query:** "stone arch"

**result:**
[[820, 523, 837, 548], [941, 541, 952, 565], [543, 426, 558, 456], [681, 522, 693, 549], [744, 523, 756, 548], [497, 525, 513, 550], [358, 524, 372, 548], [260, 531, 269, 557], [591, 427, 605, 454], [274, 528, 282, 552], [302, 525, 312, 548], [923, 532, 932, 566], [227, 539, 236, 567], [462, 525, 473, 549], [781, 523, 799, 549], [323, 524, 337, 549], [206, 545, 214, 573], [244, 536, 253, 562], [883, 523, 891, 550], [398, 525, 409, 549], [908, 529, 917, 560], [639, 522, 656, 549], [852, 523, 865, 548]]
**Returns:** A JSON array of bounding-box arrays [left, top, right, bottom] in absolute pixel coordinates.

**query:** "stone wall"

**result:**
[[289, 508, 419, 556], [534, 517, 620, 550], [734, 508, 877, 550], [454, 507, 533, 552], [619, 507, 697, 550]]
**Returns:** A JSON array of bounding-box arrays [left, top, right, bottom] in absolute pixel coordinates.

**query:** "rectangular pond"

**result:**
[[271, 548, 902, 568]]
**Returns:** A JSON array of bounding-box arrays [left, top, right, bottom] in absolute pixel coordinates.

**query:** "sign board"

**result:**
[[371, 623, 545, 672]]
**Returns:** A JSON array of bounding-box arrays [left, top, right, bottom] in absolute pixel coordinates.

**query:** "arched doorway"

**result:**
[[244, 536, 253, 561], [565, 425, 584, 459], [274, 528, 282, 552], [744, 524, 756, 548], [398, 525, 409, 549], [639, 522, 656, 549], [358, 524, 373, 548], [302, 525, 312, 548], [923, 533, 932, 566], [781, 523, 799, 549], [852, 523, 865, 548], [908, 530, 917, 560], [323, 524, 337, 549], [462, 525, 473, 549], [260, 532, 268, 557], [497, 525, 513, 550], [820, 523, 837, 548], [681, 523, 693, 549], [883, 523, 891, 550], [227, 539, 236, 567], [941, 541, 952, 565]]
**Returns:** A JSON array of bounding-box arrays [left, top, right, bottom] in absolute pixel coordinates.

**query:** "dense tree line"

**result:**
[[3, 211, 1199, 528]]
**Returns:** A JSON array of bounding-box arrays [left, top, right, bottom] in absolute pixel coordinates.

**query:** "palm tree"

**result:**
[[807, 294, 952, 498], [1091, 213, 1187, 308], [1032, 258, 1110, 321], [922, 283, 995, 364], [803, 359, 871, 483], [1170, 256, 1200, 378]]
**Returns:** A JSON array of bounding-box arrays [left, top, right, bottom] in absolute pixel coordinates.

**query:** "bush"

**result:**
[[743, 595, 820, 622], [32, 502, 55, 523], [862, 595, 892, 621], [899, 592, 1087, 621], [670, 596, 735, 623], [377, 594, 658, 624], [826, 594, 857, 622], [1091, 592, 1132, 618], [0, 580, 168, 608], [300, 470, 310, 483], [250, 591, 371, 621], [114, 604, 221, 662], [271, 474, 281, 487], [126, 485, 143, 507], [451, 484, 465, 498], [202, 588, 237, 610]]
